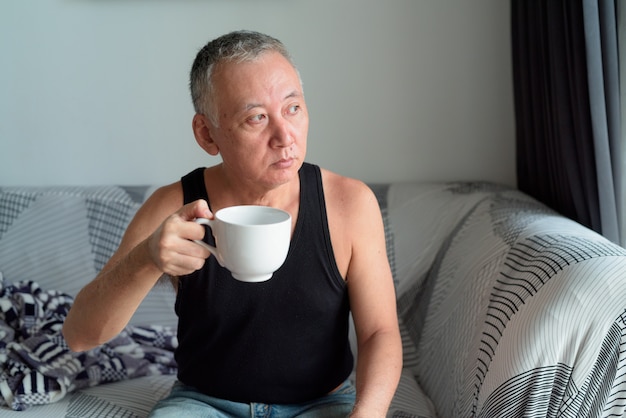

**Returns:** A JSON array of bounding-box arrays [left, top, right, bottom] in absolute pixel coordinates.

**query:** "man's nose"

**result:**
[[270, 118, 294, 147]]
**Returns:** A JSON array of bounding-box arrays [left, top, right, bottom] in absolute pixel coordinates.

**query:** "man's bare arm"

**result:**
[[325, 174, 402, 417], [62, 185, 211, 352]]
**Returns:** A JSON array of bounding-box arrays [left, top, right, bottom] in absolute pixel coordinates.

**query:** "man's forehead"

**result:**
[[213, 56, 303, 110]]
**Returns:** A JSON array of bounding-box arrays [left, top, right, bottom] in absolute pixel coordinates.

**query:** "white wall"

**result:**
[[0, 0, 515, 187]]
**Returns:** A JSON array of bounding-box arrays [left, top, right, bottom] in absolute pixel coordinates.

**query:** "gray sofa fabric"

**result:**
[[1, 182, 625, 417]]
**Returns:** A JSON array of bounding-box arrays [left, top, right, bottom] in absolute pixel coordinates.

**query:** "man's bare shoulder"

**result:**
[[141, 182, 183, 215], [127, 181, 184, 236], [320, 169, 379, 214]]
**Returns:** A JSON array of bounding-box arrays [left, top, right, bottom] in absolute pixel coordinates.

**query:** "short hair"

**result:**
[[189, 30, 297, 126]]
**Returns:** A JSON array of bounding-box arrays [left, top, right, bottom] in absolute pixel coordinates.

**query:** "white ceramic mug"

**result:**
[[193, 205, 291, 282]]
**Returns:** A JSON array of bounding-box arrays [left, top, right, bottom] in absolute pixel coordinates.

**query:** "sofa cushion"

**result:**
[[0, 186, 177, 328], [0, 191, 98, 297], [387, 182, 508, 297]]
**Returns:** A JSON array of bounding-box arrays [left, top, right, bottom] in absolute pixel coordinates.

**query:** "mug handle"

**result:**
[[193, 218, 222, 264]]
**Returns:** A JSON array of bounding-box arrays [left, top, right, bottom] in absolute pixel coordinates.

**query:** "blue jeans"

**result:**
[[148, 379, 356, 418]]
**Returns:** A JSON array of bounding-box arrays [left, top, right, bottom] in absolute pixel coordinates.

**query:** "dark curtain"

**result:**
[[511, 0, 622, 245]]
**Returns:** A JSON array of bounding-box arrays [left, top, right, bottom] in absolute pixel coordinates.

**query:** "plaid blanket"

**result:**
[[0, 273, 177, 411]]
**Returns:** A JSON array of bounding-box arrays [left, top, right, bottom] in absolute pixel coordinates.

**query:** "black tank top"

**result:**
[[175, 163, 353, 404]]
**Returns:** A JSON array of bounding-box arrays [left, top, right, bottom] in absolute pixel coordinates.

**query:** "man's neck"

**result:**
[[205, 164, 300, 212]]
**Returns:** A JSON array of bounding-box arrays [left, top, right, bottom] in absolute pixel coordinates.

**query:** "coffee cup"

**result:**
[[193, 205, 291, 282]]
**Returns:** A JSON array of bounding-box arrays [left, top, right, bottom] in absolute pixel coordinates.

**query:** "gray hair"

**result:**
[[189, 30, 297, 126]]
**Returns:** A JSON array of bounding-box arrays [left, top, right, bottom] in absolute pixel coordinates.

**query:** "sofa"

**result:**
[[1, 180, 626, 417]]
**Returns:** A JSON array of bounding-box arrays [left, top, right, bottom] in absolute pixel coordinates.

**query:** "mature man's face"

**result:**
[[207, 51, 309, 190]]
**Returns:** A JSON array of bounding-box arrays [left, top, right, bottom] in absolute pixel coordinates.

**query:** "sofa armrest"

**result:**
[[393, 183, 626, 417]]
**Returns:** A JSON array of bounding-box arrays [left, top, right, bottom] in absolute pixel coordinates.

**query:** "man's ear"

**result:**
[[192, 113, 220, 156]]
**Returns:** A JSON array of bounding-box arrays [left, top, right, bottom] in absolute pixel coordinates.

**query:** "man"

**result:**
[[63, 30, 401, 417]]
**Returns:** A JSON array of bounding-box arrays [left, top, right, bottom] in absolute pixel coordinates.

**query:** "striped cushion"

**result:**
[[0, 186, 177, 328]]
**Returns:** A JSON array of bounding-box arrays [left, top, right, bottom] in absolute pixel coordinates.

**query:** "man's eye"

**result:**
[[248, 114, 265, 122], [287, 105, 300, 114]]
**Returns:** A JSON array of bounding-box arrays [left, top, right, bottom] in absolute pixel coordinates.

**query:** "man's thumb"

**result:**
[[180, 199, 212, 221]]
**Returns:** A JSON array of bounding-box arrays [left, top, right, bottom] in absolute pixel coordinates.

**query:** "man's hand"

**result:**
[[147, 199, 213, 276]]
